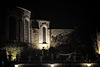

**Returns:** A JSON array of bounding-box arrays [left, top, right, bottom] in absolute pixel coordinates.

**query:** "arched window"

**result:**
[[25, 19, 29, 42], [43, 27, 46, 43], [9, 16, 16, 40]]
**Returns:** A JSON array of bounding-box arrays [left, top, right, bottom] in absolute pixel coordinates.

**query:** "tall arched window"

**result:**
[[9, 16, 16, 40], [43, 27, 46, 43], [25, 19, 29, 42]]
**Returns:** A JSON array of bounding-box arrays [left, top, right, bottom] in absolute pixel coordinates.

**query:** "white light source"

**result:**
[[42, 43, 47, 48], [51, 64, 54, 67], [87, 63, 91, 67], [15, 64, 18, 67]]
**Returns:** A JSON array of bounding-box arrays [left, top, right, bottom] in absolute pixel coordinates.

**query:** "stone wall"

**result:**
[[30, 28, 39, 49], [97, 33, 100, 54], [0, 6, 31, 43], [30, 28, 74, 49], [51, 29, 74, 47]]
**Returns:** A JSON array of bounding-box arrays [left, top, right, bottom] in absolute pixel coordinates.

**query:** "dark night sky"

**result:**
[[0, 0, 100, 29]]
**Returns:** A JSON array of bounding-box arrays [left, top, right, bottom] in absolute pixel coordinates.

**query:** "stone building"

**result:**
[[30, 20, 74, 49], [30, 20, 51, 49], [0, 6, 74, 50], [1, 6, 100, 62], [0, 6, 31, 43]]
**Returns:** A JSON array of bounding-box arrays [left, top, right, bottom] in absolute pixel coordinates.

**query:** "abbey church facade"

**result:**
[[30, 20, 51, 49], [0, 6, 100, 54], [0, 6, 73, 50]]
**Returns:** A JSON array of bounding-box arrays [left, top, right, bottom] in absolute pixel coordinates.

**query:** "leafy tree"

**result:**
[[55, 25, 97, 61]]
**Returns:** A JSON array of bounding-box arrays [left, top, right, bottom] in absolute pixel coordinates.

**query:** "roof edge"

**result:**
[[16, 6, 31, 13]]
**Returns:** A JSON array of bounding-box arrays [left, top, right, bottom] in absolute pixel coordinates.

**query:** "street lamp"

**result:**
[[15, 64, 18, 67], [51, 64, 54, 67]]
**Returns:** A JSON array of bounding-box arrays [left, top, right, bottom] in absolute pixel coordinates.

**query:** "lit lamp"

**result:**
[[87, 63, 91, 67], [51, 64, 54, 67], [15, 64, 18, 67], [42, 42, 48, 49]]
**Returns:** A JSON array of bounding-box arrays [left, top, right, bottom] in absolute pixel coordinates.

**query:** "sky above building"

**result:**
[[0, 0, 100, 29]]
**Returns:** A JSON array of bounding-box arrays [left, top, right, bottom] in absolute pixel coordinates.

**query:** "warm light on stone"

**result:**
[[42, 43, 48, 49], [97, 33, 100, 54], [30, 19, 73, 50], [38, 20, 50, 50], [98, 41, 100, 54], [38, 43, 49, 49]]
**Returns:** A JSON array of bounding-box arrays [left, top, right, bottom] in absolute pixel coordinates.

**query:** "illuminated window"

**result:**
[[43, 27, 46, 43]]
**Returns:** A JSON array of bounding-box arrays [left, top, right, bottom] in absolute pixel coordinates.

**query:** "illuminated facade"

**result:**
[[30, 20, 51, 49], [30, 20, 73, 49], [38, 20, 51, 49], [0, 6, 73, 50], [0, 6, 31, 43], [97, 33, 100, 54]]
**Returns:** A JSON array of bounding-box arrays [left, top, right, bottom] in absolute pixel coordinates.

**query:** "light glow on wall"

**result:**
[[98, 41, 100, 54], [42, 43, 48, 49], [12, 56, 16, 61], [97, 33, 100, 54], [38, 43, 49, 49], [38, 20, 50, 50]]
